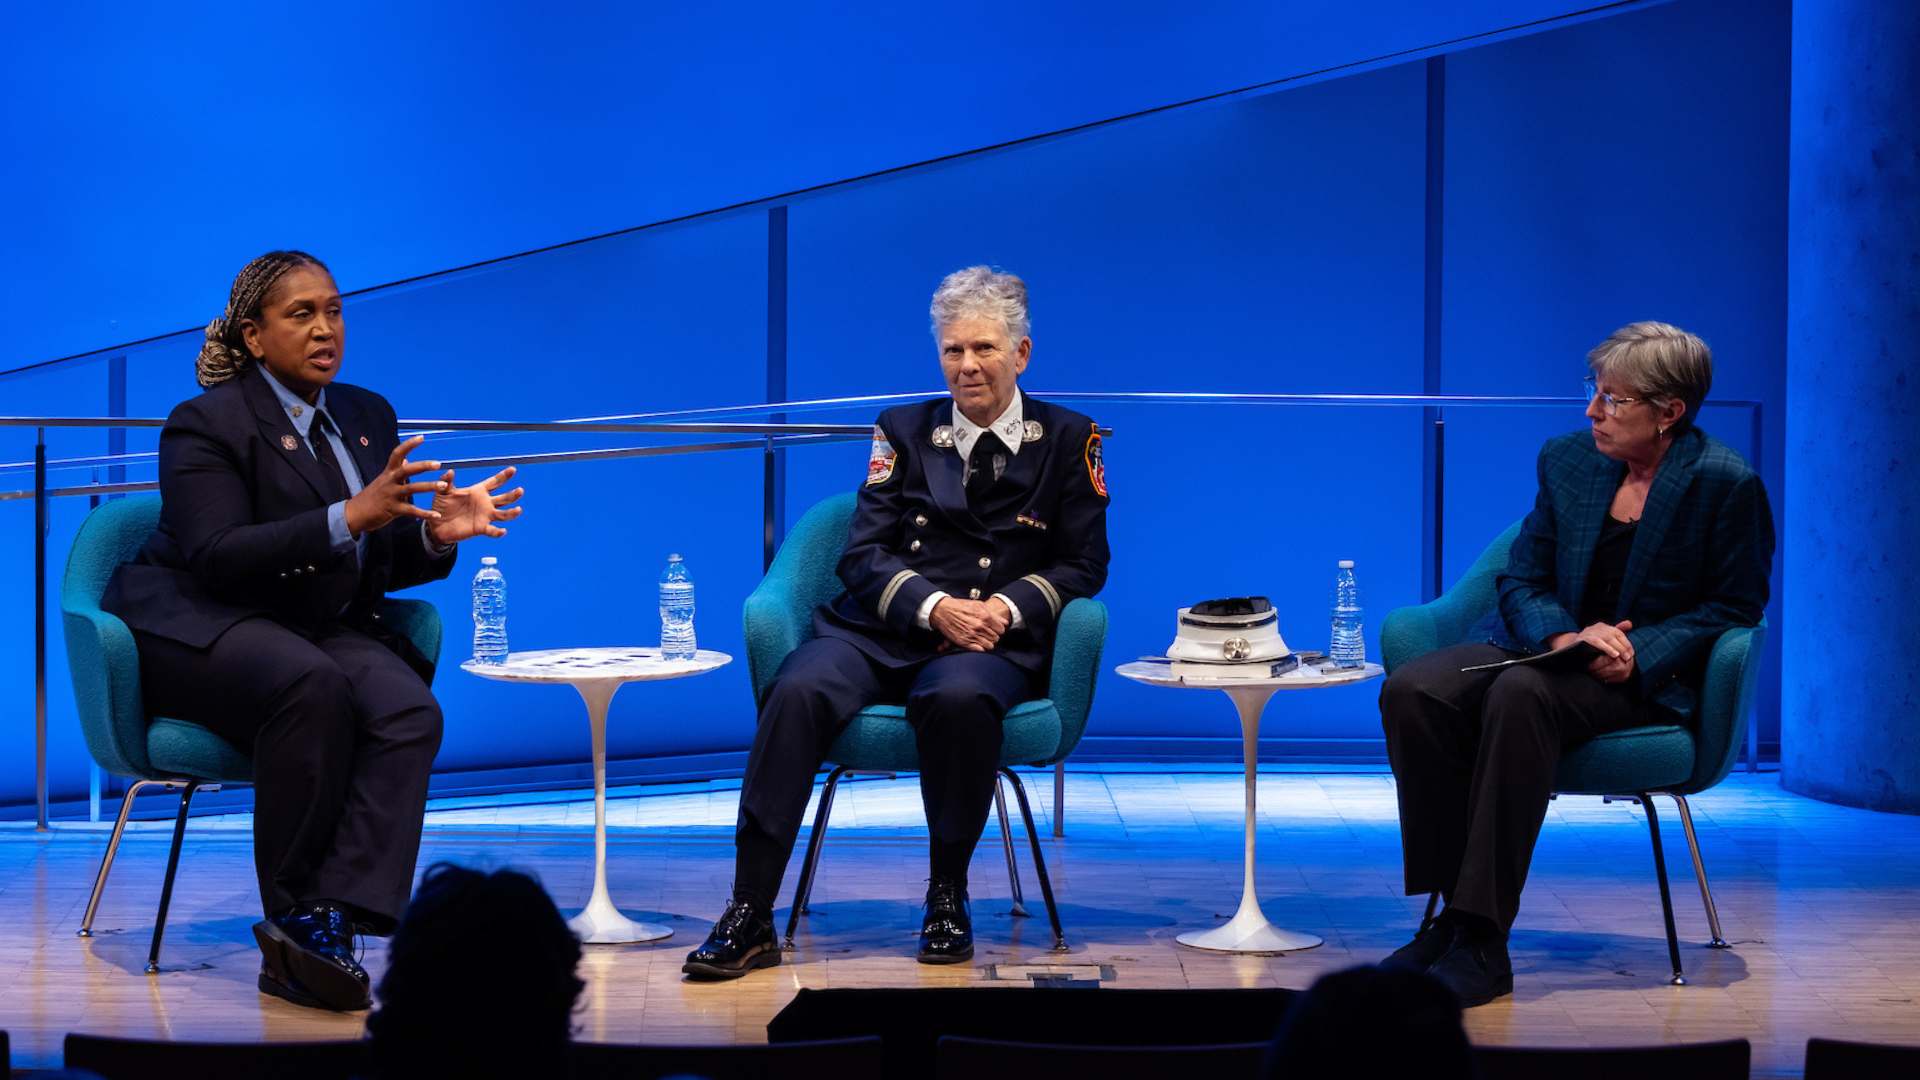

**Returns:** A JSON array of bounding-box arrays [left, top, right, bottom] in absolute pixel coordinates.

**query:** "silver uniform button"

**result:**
[[279, 572, 288, 579], [909, 539, 921, 552], [307, 565, 317, 573], [978, 556, 992, 569], [914, 514, 928, 527], [969, 588, 982, 600]]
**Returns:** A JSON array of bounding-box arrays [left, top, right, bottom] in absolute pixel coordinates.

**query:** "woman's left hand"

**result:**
[[426, 466, 524, 545]]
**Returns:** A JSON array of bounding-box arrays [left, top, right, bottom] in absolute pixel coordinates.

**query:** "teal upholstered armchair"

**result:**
[[744, 493, 1108, 951], [1381, 520, 1768, 986], [61, 496, 442, 973]]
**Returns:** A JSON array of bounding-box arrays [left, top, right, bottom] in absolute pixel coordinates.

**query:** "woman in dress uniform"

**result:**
[[103, 250, 525, 1011]]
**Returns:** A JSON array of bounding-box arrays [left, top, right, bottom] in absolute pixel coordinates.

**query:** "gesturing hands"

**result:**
[[344, 435, 445, 537], [930, 596, 1012, 652], [1549, 620, 1637, 684], [427, 465, 525, 545]]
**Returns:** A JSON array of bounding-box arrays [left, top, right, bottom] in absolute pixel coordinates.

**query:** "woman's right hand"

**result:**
[[1549, 620, 1637, 683], [343, 435, 446, 537]]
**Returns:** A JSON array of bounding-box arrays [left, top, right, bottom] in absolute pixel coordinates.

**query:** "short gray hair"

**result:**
[[929, 266, 1030, 343], [1587, 321, 1713, 431]]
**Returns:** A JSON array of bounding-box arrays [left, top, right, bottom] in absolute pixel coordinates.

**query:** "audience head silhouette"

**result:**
[[366, 863, 584, 1078], [1266, 964, 1475, 1080]]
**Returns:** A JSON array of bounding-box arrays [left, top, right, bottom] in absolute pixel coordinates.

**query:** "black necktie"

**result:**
[[309, 409, 352, 504], [965, 434, 1003, 501]]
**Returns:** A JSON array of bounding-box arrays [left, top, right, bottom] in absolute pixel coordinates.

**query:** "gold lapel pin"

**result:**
[[280, 434, 298, 451]]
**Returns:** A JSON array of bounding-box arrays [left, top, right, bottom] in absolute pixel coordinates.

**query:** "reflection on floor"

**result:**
[[3, 769, 1917, 1077]]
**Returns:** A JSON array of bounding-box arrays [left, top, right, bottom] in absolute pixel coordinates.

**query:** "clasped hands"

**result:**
[[929, 596, 1012, 652], [341, 435, 526, 545], [1548, 620, 1636, 684]]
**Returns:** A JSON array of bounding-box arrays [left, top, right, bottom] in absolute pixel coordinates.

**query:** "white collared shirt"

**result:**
[[951, 396, 1024, 465]]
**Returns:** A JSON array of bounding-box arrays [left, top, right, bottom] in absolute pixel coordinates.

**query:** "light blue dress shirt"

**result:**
[[256, 367, 449, 564]]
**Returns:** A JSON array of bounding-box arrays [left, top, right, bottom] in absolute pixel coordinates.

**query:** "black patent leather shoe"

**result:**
[[252, 902, 370, 1011], [918, 878, 973, 965], [1381, 917, 1458, 973], [1429, 933, 1514, 1008], [682, 898, 780, 980], [257, 965, 336, 1011]]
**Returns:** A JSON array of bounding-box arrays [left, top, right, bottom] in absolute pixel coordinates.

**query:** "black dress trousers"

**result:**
[[1378, 642, 1660, 933], [133, 617, 443, 935], [733, 636, 1033, 902]]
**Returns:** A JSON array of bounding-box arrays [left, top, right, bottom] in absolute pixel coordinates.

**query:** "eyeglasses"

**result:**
[[1582, 376, 1647, 417]]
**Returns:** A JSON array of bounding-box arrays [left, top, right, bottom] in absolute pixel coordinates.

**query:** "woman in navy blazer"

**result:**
[[1376, 322, 1773, 1006], [103, 251, 524, 1011]]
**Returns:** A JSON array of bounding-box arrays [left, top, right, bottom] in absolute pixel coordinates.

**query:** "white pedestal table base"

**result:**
[[570, 678, 671, 945]]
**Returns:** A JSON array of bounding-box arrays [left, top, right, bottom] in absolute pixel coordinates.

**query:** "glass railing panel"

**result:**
[[785, 63, 1429, 404]]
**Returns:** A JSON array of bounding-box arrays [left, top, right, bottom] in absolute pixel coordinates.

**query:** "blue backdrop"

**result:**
[[0, 0, 1791, 810]]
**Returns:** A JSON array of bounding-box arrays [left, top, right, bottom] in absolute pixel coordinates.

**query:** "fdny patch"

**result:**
[[865, 426, 898, 486], [1084, 424, 1107, 498]]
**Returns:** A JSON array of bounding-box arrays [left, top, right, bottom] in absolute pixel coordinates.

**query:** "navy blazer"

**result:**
[[813, 391, 1111, 674], [1490, 426, 1774, 720], [103, 366, 456, 663]]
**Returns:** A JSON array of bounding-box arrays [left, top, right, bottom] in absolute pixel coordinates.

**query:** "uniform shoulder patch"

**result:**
[[1084, 423, 1107, 498], [865, 425, 898, 486]]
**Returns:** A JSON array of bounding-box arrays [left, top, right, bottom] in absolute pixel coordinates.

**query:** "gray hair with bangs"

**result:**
[[930, 266, 1030, 343], [1587, 321, 1714, 432]]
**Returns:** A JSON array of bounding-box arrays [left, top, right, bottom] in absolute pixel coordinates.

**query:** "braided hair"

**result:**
[[196, 250, 331, 388]]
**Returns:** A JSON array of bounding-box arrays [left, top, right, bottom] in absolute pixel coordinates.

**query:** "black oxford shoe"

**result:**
[[252, 902, 370, 1012], [1380, 917, 1458, 973], [682, 898, 780, 980], [918, 878, 973, 965], [1429, 933, 1514, 1008]]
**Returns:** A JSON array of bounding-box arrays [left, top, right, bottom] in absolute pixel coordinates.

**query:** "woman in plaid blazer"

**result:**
[[1376, 322, 1774, 1006]]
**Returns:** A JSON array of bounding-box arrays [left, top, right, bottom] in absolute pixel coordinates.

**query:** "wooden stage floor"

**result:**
[[2, 769, 1916, 1076]]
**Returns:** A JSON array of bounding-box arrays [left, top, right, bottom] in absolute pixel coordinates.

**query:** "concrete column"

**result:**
[[1782, 1, 1920, 812]]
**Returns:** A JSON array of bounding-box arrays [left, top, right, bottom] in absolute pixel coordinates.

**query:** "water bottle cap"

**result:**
[[481, 556, 498, 566], [1338, 560, 1355, 569]]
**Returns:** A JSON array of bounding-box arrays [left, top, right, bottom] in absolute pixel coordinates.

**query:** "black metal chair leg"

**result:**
[[783, 767, 846, 948], [1422, 890, 1440, 929], [995, 778, 1029, 917], [146, 780, 200, 974], [79, 781, 157, 938], [1000, 768, 1066, 951], [1639, 791, 1686, 986]]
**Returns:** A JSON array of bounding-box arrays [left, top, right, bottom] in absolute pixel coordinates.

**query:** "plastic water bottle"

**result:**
[[1330, 559, 1365, 668], [472, 556, 508, 665], [659, 554, 696, 660]]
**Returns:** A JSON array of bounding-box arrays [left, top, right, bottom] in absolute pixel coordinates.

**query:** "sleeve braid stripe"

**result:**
[[1021, 573, 1062, 619], [878, 569, 919, 619]]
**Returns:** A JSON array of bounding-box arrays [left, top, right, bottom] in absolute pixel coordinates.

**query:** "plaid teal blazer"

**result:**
[[1488, 426, 1774, 720]]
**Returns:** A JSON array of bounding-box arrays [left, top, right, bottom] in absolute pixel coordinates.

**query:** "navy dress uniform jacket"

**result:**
[[1486, 426, 1774, 721], [103, 365, 456, 674], [813, 391, 1111, 675]]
